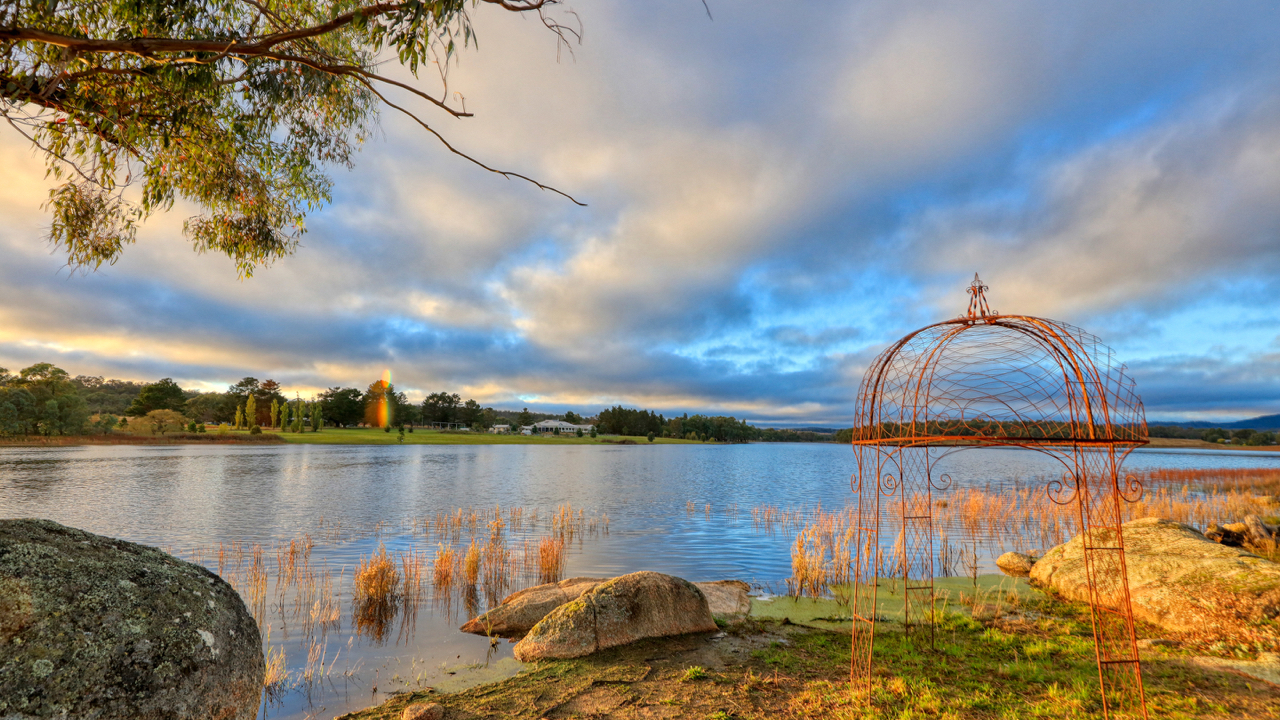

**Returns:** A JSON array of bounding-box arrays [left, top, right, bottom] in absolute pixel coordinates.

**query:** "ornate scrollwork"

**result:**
[[1047, 471, 1079, 506], [1118, 472, 1144, 503], [879, 472, 900, 497], [929, 472, 954, 492]]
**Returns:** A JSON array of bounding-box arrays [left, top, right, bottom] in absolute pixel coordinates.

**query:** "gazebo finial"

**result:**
[[966, 273, 994, 319]]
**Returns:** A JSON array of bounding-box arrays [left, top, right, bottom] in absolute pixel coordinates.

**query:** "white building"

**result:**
[[489, 424, 511, 434], [523, 419, 594, 435]]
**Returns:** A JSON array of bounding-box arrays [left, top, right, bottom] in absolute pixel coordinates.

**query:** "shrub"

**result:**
[[590, 428, 597, 438], [197, 423, 206, 433], [249, 425, 262, 435], [384, 426, 391, 433], [647, 431, 655, 442], [576, 429, 583, 437], [217, 423, 230, 435]]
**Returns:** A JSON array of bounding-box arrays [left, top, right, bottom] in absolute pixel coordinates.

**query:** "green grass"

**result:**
[[258, 426, 704, 446]]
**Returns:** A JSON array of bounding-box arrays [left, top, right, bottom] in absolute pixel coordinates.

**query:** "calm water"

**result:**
[[2, 442, 1278, 719]]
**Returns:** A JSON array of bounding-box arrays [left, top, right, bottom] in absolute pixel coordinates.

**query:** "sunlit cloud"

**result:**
[[2, 0, 1279, 425]]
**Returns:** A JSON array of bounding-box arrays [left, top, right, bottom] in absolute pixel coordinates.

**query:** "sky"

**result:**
[[2, 0, 1280, 426]]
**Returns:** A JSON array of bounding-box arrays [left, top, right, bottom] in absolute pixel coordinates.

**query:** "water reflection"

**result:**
[[1, 442, 1277, 720]]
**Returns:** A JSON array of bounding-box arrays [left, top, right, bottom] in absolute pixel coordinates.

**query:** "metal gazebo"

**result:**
[[849, 275, 1148, 718]]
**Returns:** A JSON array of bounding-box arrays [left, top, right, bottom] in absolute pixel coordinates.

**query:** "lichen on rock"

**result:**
[[0, 518, 263, 719]]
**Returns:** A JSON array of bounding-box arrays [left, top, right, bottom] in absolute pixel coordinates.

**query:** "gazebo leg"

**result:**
[[1074, 462, 1148, 719]]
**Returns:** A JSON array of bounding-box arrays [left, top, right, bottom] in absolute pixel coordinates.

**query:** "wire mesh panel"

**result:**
[[848, 275, 1148, 718]]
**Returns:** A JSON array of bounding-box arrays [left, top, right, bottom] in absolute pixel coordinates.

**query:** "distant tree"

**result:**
[[234, 405, 244, 429], [183, 392, 227, 424], [270, 398, 280, 429], [647, 431, 655, 443], [291, 398, 304, 433], [245, 395, 257, 430], [363, 380, 394, 428], [125, 378, 187, 416], [72, 375, 147, 415], [461, 398, 483, 427], [7, 363, 89, 435], [576, 428, 583, 438], [94, 414, 119, 434], [422, 391, 462, 424], [319, 387, 363, 427], [256, 380, 286, 426], [117, 416, 128, 429], [146, 409, 188, 435], [564, 411, 583, 424], [311, 401, 323, 432], [518, 408, 534, 429]]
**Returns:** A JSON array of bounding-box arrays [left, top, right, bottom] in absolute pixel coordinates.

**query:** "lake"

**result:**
[[2, 442, 1278, 719]]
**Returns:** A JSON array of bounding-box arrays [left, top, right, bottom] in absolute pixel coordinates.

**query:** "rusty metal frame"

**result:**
[[849, 275, 1149, 718]]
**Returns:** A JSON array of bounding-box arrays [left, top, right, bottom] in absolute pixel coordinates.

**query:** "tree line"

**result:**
[[1, 361, 850, 442]]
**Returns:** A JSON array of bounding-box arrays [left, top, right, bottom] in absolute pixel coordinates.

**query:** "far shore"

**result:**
[[2, 430, 1277, 451]]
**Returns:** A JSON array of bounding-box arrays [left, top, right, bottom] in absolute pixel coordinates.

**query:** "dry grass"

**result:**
[[463, 540, 481, 586], [537, 535, 566, 585], [752, 464, 1280, 598], [354, 544, 402, 604]]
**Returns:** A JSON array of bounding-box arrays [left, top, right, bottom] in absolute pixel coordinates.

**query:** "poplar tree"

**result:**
[[245, 395, 257, 428], [311, 401, 323, 432], [234, 405, 244, 429], [270, 398, 280, 429], [292, 397, 304, 434]]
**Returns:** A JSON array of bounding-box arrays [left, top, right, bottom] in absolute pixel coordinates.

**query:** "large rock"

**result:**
[[463, 577, 750, 639], [996, 551, 1036, 577], [694, 580, 751, 618], [1031, 517, 1280, 642], [0, 518, 263, 719], [461, 577, 604, 638], [512, 571, 717, 661]]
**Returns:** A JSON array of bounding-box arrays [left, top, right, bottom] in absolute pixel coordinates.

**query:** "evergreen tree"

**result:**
[[311, 401, 322, 432]]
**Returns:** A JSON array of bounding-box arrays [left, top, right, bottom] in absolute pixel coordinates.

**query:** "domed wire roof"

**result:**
[[851, 275, 1147, 449]]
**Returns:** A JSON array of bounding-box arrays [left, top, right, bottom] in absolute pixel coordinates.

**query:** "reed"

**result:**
[[537, 535, 566, 585], [354, 544, 401, 604], [433, 543, 456, 589], [262, 627, 288, 695], [462, 539, 481, 586]]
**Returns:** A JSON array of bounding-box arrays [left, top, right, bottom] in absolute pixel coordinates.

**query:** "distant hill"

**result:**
[[1154, 413, 1280, 431]]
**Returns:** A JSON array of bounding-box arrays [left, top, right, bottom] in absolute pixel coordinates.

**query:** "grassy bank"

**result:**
[[0, 432, 284, 446], [271, 427, 702, 446], [340, 588, 1279, 720], [1146, 437, 1280, 452]]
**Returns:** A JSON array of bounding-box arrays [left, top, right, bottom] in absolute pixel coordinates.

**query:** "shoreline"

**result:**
[[1, 430, 1276, 451]]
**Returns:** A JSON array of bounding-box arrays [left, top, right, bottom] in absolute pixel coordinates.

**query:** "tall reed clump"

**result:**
[[434, 543, 456, 589], [463, 539, 481, 586], [354, 544, 401, 604], [537, 535, 566, 584]]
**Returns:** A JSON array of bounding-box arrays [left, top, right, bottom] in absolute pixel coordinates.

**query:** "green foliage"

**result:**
[[576, 428, 583, 437], [124, 378, 186, 416], [517, 407, 534, 429], [589, 427, 596, 438], [0, 363, 89, 435], [71, 375, 146, 415], [311, 400, 322, 432], [270, 398, 280, 428], [680, 666, 709, 682], [647, 431, 655, 442], [1, 0, 575, 274], [245, 394, 257, 429], [564, 410, 583, 424], [319, 386, 363, 427], [250, 425, 262, 435]]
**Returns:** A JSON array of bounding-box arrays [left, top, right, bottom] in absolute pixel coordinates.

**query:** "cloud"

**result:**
[[2, 1, 1280, 424]]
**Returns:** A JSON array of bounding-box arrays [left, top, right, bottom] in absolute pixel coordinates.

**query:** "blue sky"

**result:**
[[2, 0, 1279, 426]]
